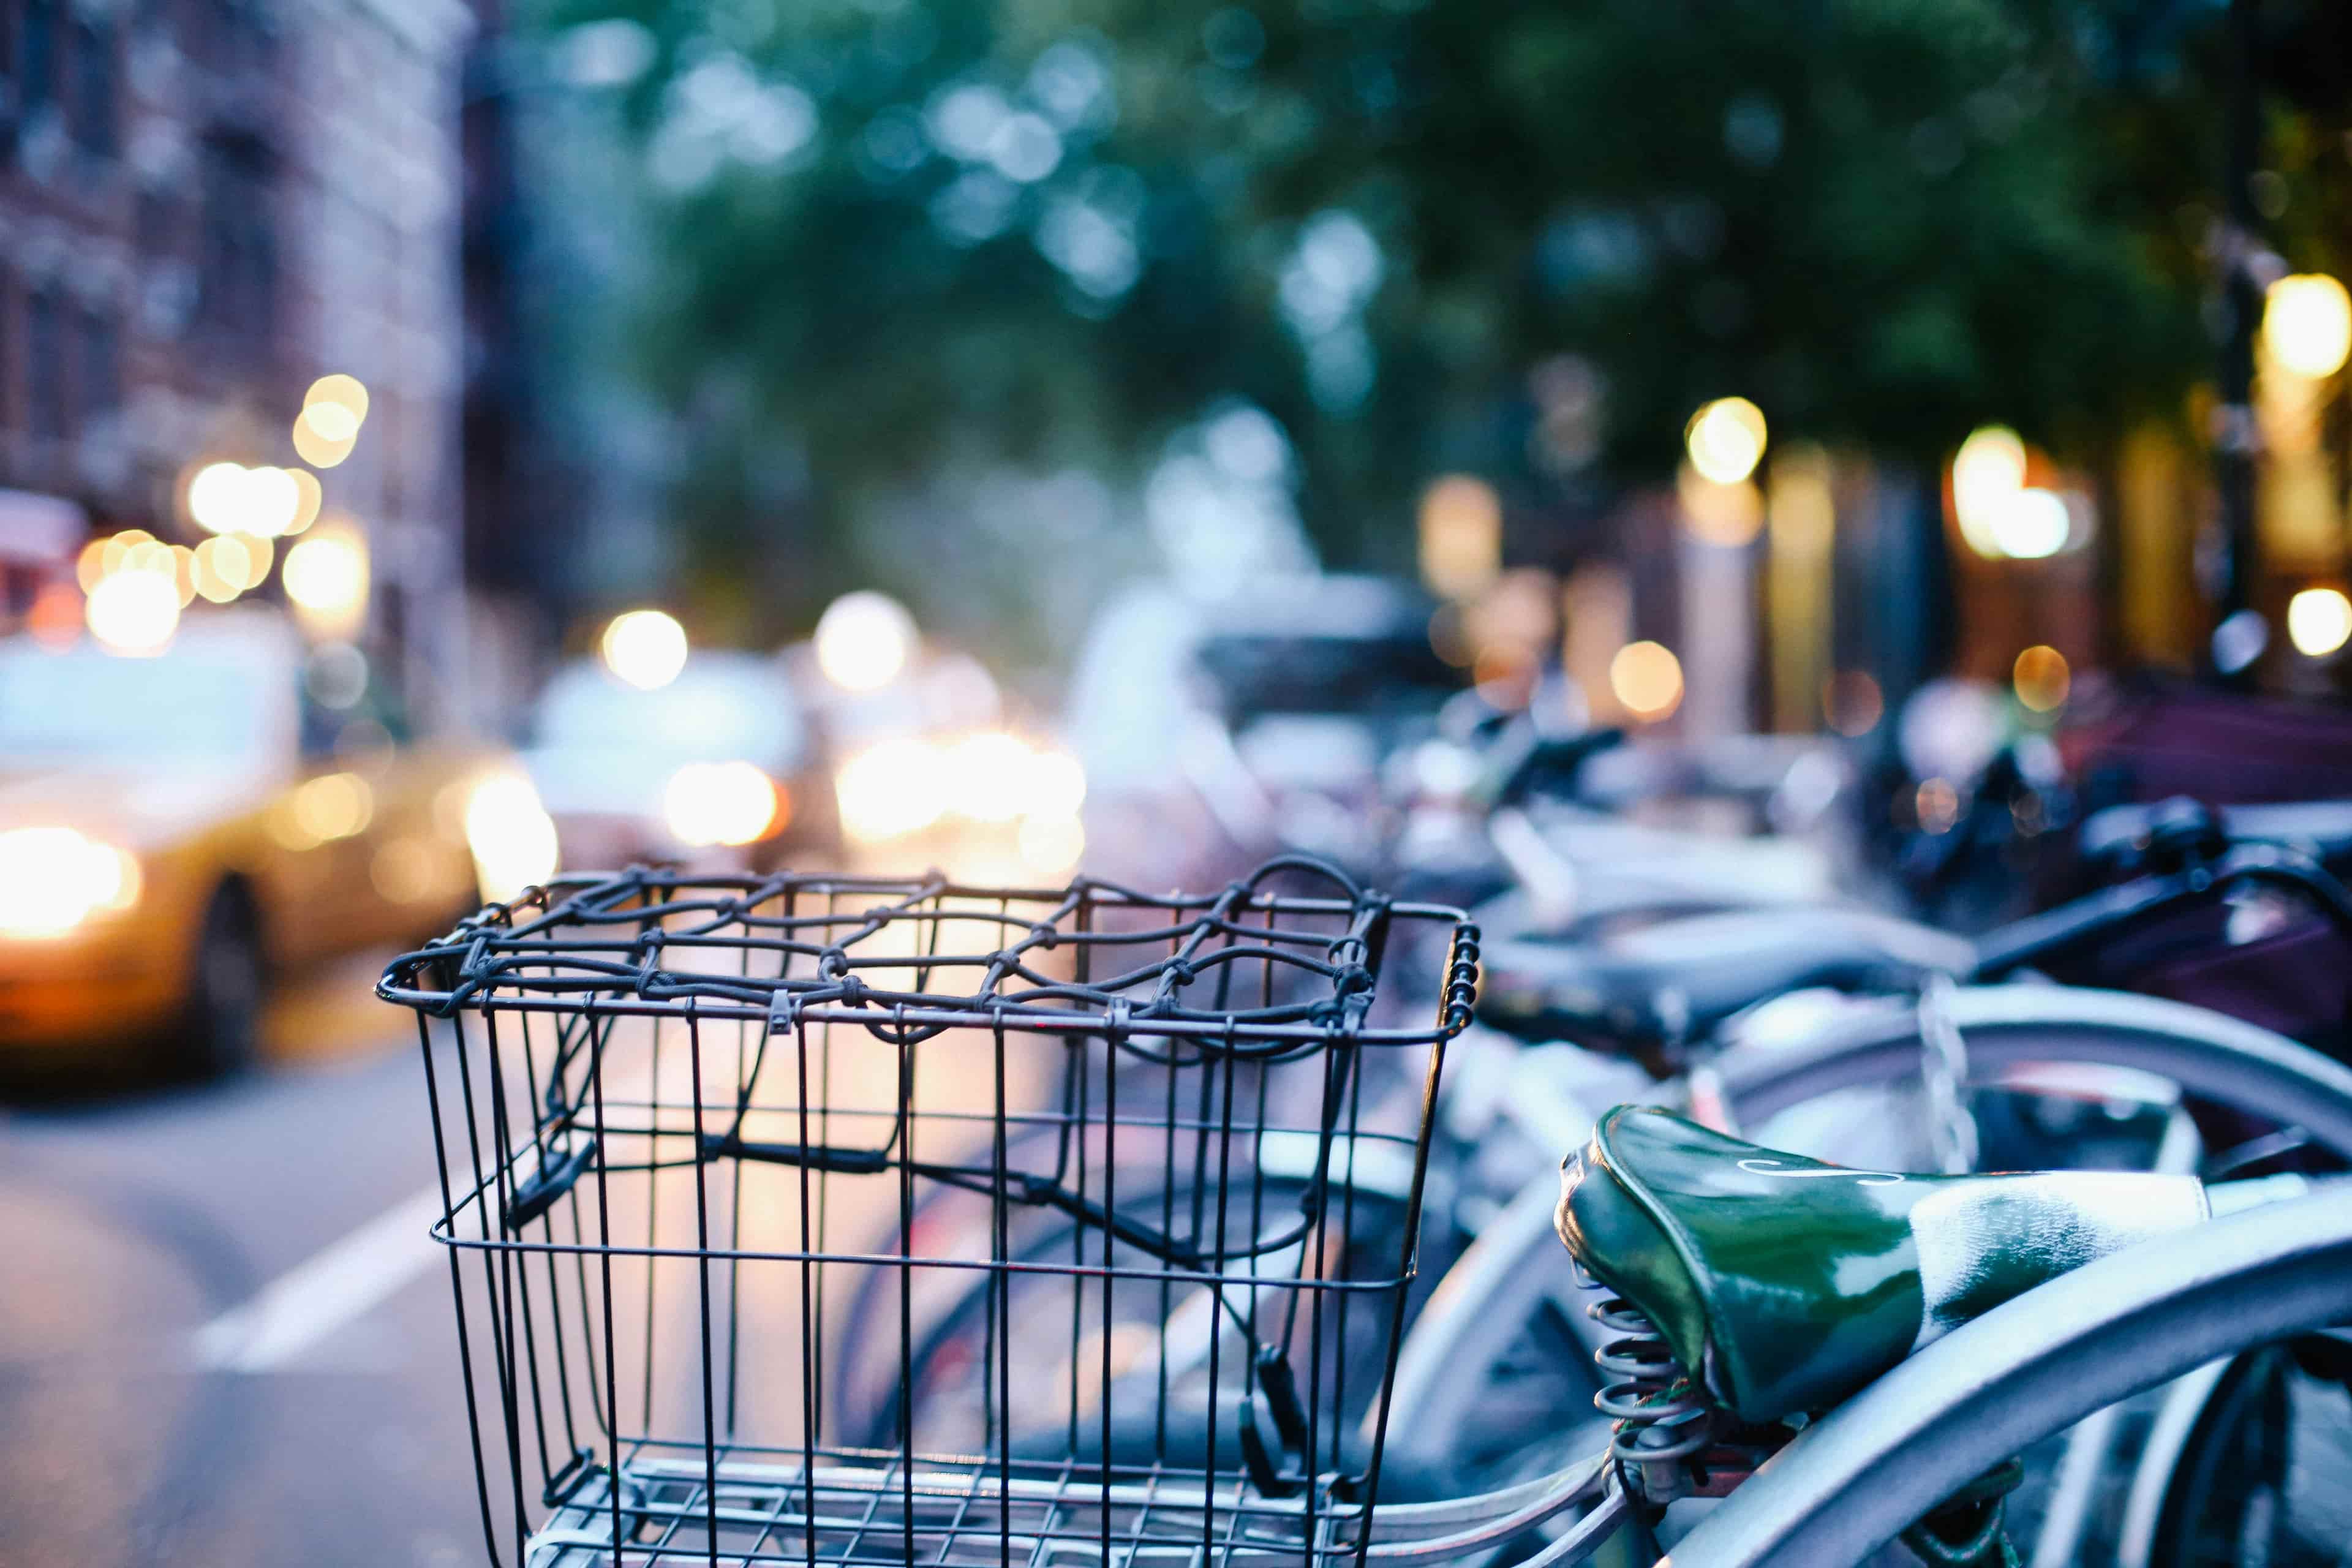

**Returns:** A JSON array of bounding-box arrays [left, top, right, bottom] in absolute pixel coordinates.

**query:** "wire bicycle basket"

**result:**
[[379, 855, 1477, 1567]]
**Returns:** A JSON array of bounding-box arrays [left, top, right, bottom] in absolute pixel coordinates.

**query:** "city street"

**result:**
[[0, 879, 1057, 1568], [0, 955, 483, 1568]]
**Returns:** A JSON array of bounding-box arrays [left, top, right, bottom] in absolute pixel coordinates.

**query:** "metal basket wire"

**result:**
[[379, 856, 1478, 1567]]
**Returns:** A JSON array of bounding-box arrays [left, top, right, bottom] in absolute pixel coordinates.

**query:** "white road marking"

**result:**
[[189, 1039, 677, 1374], [191, 1185, 445, 1372]]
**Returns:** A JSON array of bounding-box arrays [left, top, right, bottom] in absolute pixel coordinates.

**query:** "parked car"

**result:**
[[522, 650, 837, 873], [1065, 574, 1464, 887], [0, 612, 545, 1072]]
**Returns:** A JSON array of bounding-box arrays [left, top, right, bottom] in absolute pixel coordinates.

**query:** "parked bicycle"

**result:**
[[380, 843, 2352, 1568]]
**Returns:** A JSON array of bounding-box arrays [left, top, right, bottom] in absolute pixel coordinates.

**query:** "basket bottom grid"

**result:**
[[524, 1445, 1365, 1568]]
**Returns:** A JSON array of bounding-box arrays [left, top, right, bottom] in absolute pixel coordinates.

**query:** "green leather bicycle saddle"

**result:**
[[1556, 1106, 2210, 1424]]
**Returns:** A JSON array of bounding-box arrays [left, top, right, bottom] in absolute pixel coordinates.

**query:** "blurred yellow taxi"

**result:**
[[0, 611, 552, 1072]]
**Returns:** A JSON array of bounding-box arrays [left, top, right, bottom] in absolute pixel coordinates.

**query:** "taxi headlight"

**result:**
[[0, 827, 141, 938], [464, 775, 559, 903], [663, 761, 783, 848]]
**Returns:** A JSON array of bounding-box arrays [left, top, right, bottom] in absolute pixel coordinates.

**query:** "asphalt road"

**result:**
[[0, 892, 1049, 1568], [0, 952, 489, 1568]]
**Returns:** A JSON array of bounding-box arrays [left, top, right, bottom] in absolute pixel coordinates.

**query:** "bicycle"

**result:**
[[381, 858, 2352, 1567], [822, 778, 2352, 1497], [380, 859, 1474, 1566]]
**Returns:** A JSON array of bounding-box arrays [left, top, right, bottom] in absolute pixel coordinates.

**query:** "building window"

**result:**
[[137, 189, 173, 258], [198, 137, 276, 347], [22, 2, 58, 124], [0, 6, 15, 162], [72, 20, 116, 158], [27, 288, 63, 440], [78, 308, 119, 420]]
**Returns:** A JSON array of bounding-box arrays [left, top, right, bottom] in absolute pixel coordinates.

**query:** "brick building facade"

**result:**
[[0, 0, 475, 725]]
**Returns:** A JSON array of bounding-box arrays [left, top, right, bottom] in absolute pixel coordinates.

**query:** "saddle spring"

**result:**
[[1572, 1259, 1718, 1467]]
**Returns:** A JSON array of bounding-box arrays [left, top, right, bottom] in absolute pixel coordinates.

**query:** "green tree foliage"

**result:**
[[530, 0, 2339, 619]]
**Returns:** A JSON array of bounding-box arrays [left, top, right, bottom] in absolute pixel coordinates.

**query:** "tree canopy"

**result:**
[[526, 0, 2347, 635]]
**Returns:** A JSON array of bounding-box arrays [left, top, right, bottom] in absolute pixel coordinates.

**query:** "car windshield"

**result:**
[[533, 660, 802, 760], [0, 641, 289, 763], [1195, 630, 1460, 723]]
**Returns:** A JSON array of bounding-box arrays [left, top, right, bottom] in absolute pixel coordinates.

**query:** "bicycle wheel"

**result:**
[[1662, 1186, 2352, 1567], [1379, 986, 2352, 1532], [831, 1166, 1431, 1465], [2116, 1336, 2352, 1568]]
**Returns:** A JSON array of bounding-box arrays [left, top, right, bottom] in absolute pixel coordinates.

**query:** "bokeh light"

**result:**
[[836, 737, 947, 843], [292, 417, 356, 469], [187, 462, 304, 537], [283, 526, 368, 635], [1018, 811, 1085, 876], [464, 774, 560, 901], [946, 731, 1035, 821], [1417, 475, 1503, 600], [1915, 777, 1961, 834], [1823, 669, 1885, 736], [28, 581, 81, 649], [1609, 640, 1684, 721], [815, 591, 918, 692], [1951, 426, 2027, 558], [1677, 461, 1764, 546], [1683, 397, 1768, 484], [293, 772, 375, 843], [600, 608, 689, 690], [2287, 587, 2352, 658], [0, 827, 139, 937], [300, 401, 360, 443], [193, 535, 242, 601], [1988, 488, 2071, 560], [1023, 749, 1087, 818], [2013, 645, 2071, 712], [304, 373, 371, 424], [663, 761, 782, 846], [285, 468, 325, 534], [83, 568, 180, 655], [2263, 274, 2352, 380]]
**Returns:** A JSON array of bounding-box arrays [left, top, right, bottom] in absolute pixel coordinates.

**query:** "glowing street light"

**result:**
[[1684, 398, 1768, 484], [283, 523, 369, 636], [1609, 640, 1684, 722], [85, 567, 181, 655], [285, 468, 324, 533], [600, 609, 689, 690], [2288, 587, 2352, 658], [1949, 426, 2076, 561], [814, 592, 917, 692], [2264, 274, 2352, 380], [2013, 645, 2071, 712], [663, 761, 782, 847], [1988, 488, 2071, 560], [1417, 475, 1503, 600], [292, 374, 369, 469], [1951, 426, 2025, 558], [304, 373, 370, 424], [187, 462, 306, 537]]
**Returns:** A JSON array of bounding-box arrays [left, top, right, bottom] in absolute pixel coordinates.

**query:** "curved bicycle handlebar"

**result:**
[[2078, 794, 2352, 869], [1973, 839, 2352, 979]]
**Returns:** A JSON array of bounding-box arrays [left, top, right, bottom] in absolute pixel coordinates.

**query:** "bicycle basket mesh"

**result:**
[[379, 858, 1476, 1567]]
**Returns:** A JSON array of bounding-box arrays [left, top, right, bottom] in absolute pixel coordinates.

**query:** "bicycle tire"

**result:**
[[1379, 986, 2352, 1516], [1665, 1187, 2352, 1567]]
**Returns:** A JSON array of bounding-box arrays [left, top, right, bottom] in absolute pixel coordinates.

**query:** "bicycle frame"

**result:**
[[1381, 981, 2352, 1477], [521, 1186, 2352, 1568], [1668, 1186, 2352, 1566]]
